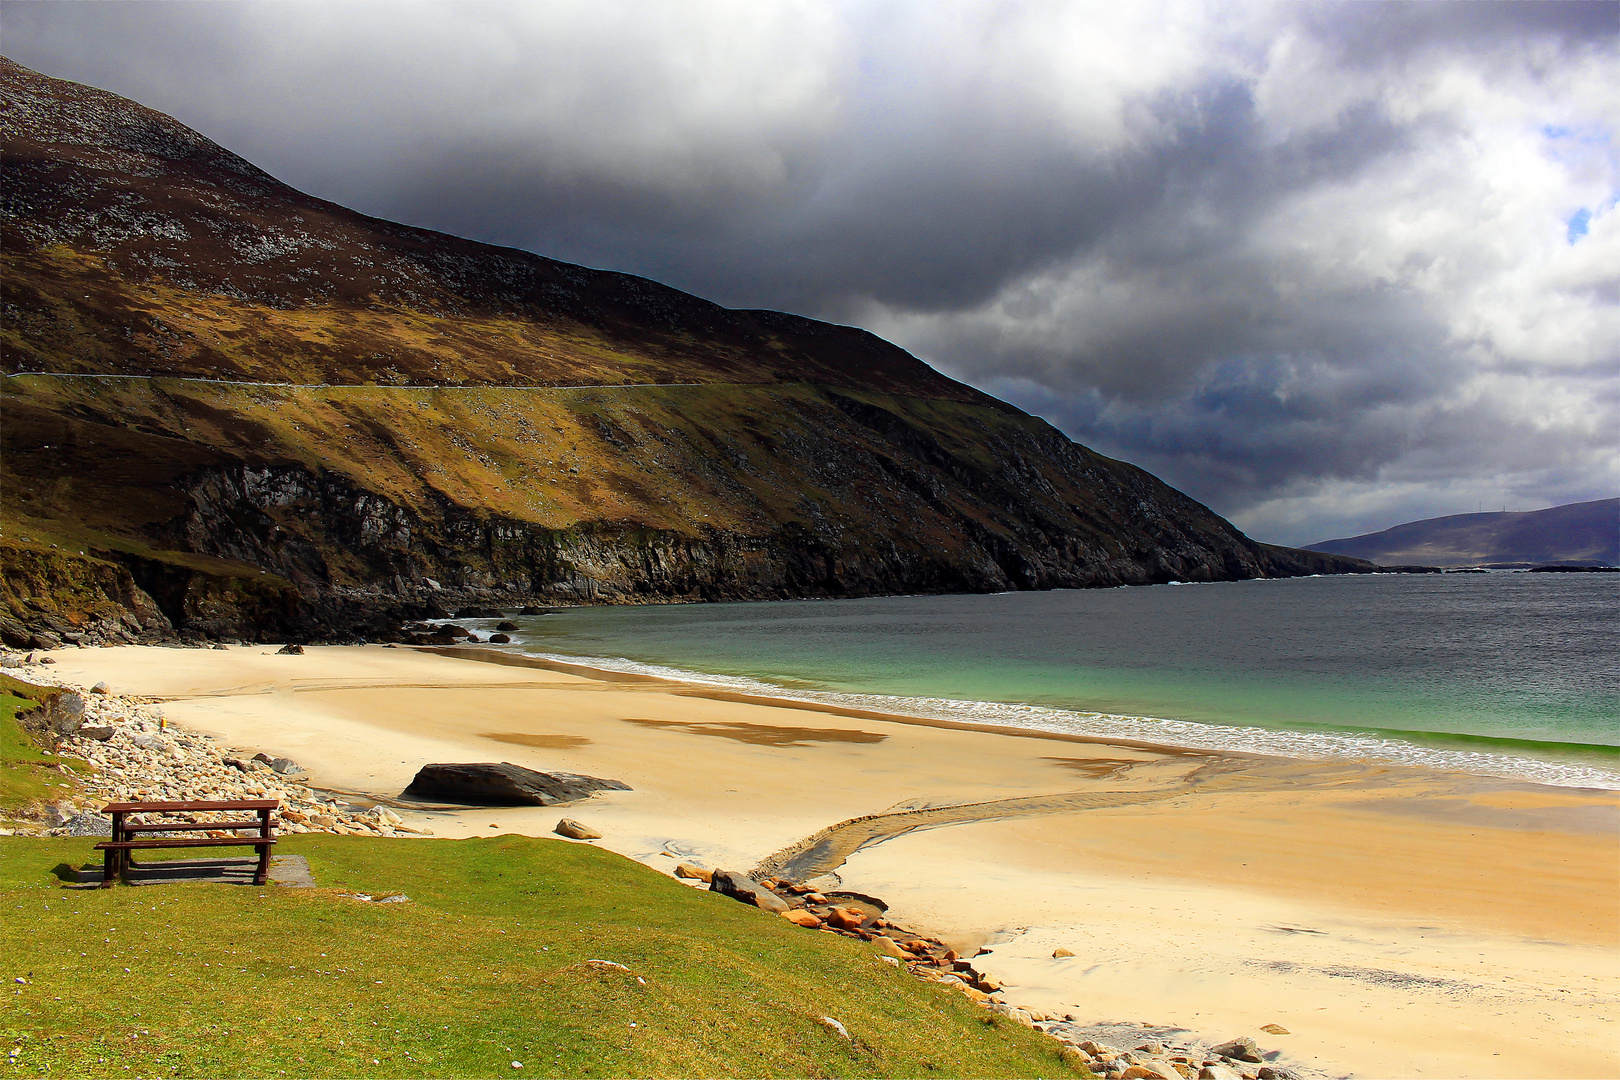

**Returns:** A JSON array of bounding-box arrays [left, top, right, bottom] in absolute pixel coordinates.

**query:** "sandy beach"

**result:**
[[34, 643, 1620, 1079]]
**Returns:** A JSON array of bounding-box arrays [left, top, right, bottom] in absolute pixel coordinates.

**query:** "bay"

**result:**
[[480, 572, 1619, 789]]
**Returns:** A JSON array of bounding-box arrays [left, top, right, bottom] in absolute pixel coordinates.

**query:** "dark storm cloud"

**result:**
[[3, 1, 1615, 544]]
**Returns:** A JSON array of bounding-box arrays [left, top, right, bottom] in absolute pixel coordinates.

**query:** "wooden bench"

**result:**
[[95, 799, 279, 887]]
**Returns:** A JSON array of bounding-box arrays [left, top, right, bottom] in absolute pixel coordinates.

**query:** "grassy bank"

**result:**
[[1, 833, 1085, 1078], [0, 675, 80, 814]]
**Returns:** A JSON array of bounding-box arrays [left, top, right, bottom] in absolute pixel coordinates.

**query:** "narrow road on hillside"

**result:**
[[3, 371, 707, 391]]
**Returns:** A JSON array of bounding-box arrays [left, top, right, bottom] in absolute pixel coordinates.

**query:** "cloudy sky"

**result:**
[[5, 1, 1616, 545]]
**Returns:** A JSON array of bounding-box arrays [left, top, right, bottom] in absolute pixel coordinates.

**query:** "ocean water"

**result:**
[[471, 573, 1619, 790]]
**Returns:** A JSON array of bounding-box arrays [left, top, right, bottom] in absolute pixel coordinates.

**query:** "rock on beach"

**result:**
[[404, 762, 630, 806]]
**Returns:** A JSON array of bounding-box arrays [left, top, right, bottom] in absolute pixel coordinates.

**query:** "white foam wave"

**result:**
[[511, 648, 1620, 791]]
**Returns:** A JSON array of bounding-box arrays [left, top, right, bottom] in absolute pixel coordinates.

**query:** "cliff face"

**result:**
[[0, 58, 1370, 643]]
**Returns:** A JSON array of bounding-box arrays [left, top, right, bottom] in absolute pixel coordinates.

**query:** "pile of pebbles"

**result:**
[[2, 655, 430, 839], [1039, 1031, 1305, 1080]]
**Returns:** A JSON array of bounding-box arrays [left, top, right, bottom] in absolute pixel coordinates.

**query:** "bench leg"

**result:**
[[101, 845, 117, 888], [254, 844, 271, 886]]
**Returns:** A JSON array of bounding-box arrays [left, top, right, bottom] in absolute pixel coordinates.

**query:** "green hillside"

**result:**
[[2, 834, 1084, 1078]]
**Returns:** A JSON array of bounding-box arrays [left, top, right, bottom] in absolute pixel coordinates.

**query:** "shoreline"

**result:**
[[424, 645, 1271, 764], [431, 642, 1620, 793], [10, 643, 1619, 1079]]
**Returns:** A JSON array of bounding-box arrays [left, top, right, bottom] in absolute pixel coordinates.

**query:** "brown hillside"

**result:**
[[0, 56, 988, 402]]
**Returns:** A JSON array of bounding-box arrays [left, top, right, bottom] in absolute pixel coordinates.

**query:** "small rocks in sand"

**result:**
[[252, 752, 306, 776], [56, 812, 114, 837], [823, 906, 866, 931], [987, 1003, 1037, 1027], [709, 869, 790, 913], [1199, 1067, 1244, 1080], [90, 682, 111, 695], [1052, 946, 1075, 958], [1259, 1024, 1290, 1036], [1256, 1067, 1299, 1080], [275, 643, 304, 655], [1119, 1063, 1179, 1080], [554, 818, 602, 840], [128, 732, 173, 754], [1212, 1037, 1262, 1063], [674, 863, 713, 882], [873, 935, 909, 958]]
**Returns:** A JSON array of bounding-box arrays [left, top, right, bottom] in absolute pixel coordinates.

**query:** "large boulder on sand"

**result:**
[[404, 762, 630, 806]]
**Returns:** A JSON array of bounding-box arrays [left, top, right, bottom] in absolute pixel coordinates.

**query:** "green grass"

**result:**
[[0, 685, 74, 812], [0, 834, 1087, 1078]]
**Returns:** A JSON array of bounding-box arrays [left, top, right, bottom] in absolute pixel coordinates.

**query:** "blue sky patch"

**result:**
[[1567, 208, 1592, 244]]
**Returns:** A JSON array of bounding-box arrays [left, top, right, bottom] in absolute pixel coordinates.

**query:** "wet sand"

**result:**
[[38, 643, 1620, 1079]]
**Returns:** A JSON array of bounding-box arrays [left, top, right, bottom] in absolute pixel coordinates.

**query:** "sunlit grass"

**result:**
[[1, 834, 1084, 1078]]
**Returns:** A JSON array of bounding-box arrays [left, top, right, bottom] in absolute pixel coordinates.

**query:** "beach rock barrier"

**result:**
[[0, 656, 433, 840], [1045, 1032, 1302, 1080]]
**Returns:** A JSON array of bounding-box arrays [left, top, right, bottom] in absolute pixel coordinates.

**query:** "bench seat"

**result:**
[[96, 837, 277, 850], [117, 820, 267, 833]]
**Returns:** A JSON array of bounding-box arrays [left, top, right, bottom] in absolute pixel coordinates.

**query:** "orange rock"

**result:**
[[781, 909, 823, 928], [674, 864, 713, 882], [825, 906, 866, 931]]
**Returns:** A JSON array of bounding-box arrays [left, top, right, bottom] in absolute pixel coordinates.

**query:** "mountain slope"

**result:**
[[1306, 499, 1618, 568], [0, 58, 1368, 644]]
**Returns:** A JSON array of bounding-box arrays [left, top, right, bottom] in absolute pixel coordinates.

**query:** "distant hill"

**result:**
[[1306, 499, 1618, 567], [0, 57, 1368, 645]]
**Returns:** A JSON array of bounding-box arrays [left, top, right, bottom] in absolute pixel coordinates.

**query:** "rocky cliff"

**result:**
[[0, 58, 1370, 644]]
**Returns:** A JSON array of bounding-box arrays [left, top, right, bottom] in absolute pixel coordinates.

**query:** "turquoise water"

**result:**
[[468, 572, 1619, 788]]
